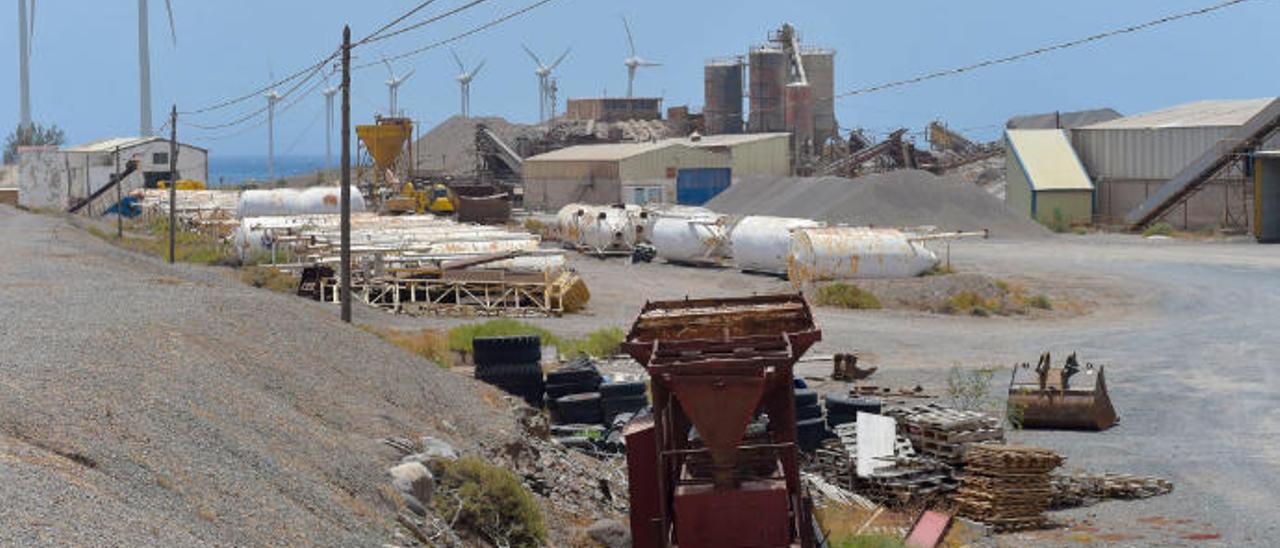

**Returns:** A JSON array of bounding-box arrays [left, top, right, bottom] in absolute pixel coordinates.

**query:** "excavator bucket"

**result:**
[[1008, 352, 1117, 431], [356, 119, 412, 173]]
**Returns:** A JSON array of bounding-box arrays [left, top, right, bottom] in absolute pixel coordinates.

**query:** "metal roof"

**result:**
[[1006, 130, 1093, 192], [1079, 98, 1276, 130], [525, 142, 679, 162], [1007, 108, 1122, 130], [64, 137, 163, 153], [664, 133, 790, 148]]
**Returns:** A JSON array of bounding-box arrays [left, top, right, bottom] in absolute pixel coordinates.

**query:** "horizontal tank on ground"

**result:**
[[651, 210, 731, 266], [730, 215, 825, 275], [787, 227, 938, 281], [237, 186, 365, 218], [556, 203, 638, 255]]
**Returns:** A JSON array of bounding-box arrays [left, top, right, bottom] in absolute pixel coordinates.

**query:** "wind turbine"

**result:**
[[17, 0, 34, 130], [621, 16, 660, 98], [264, 86, 281, 181], [138, 0, 177, 137], [451, 50, 485, 118], [383, 59, 415, 118], [323, 84, 338, 170], [521, 45, 569, 124]]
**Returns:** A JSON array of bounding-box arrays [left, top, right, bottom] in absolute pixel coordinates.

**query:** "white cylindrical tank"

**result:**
[[579, 205, 636, 254], [731, 216, 825, 275], [787, 227, 939, 281], [556, 203, 592, 247], [651, 214, 731, 266], [624, 204, 656, 243], [237, 186, 365, 218]]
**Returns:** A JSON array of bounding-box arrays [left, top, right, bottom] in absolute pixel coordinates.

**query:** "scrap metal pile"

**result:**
[[136, 189, 241, 235], [955, 445, 1063, 532], [1050, 472, 1174, 509]]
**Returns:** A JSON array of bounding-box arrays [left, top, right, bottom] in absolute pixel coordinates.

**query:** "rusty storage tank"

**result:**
[[749, 47, 788, 133], [651, 211, 731, 266], [731, 215, 825, 276], [787, 227, 939, 281], [785, 83, 815, 157], [704, 58, 744, 135], [557, 203, 637, 254], [801, 48, 836, 147]]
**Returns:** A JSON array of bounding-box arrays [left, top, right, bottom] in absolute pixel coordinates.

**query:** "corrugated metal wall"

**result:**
[[676, 168, 732, 205], [1071, 126, 1234, 180], [727, 136, 791, 177], [618, 146, 729, 181], [1004, 147, 1033, 218]]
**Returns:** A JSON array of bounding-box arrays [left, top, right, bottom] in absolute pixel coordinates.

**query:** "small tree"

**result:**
[[4, 122, 66, 164]]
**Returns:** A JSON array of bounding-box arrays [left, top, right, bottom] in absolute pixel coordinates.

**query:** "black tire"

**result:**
[[794, 388, 819, 408], [600, 380, 646, 399], [546, 381, 596, 399], [473, 336, 541, 367], [793, 378, 809, 390], [556, 392, 603, 424], [546, 367, 601, 387], [796, 403, 823, 421], [796, 417, 826, 452], [824, 393, 882, 416], [826, 412, 856, 429], [603, 394, 649, 422], [475, 362, 543, 385]]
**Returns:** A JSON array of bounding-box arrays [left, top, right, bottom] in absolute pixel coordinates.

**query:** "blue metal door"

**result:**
[[676, 168, 732, 205]]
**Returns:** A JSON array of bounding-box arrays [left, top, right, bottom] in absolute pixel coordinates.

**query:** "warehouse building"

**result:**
[[664, 132, 791, 178], [1071, 98, 1280, 228], [565, 98, 662, 122], [1005, 129, 1094, 226], [18, 136, 208, 210], [523, 142, 729, 210]]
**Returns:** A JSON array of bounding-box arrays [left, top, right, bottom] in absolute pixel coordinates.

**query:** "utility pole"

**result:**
[[167, 105, 178, 263], [115, 147, 123, 238], [340, 26, 352, 323], [266, 88, 282, 182]]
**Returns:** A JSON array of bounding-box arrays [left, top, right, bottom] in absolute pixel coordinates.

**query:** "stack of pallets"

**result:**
[[888, 404, 1004, 464], [1050, 472, 1174, 509], [955, 445, 1063, 531]]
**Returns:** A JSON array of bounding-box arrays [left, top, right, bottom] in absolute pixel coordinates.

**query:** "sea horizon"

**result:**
[[207, 154, 332, 187]]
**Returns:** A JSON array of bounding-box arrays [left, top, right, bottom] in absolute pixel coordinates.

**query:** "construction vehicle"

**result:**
[[621, 294, 821, 548], [156, 179, 207, 190], [1008, 352, 1118, 431]]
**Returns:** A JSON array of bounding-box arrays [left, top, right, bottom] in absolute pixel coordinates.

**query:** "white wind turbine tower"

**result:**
[[17, 0, 34, 130], [383, 60, 415, 118], [621, 16, 660, 98], [138, 0, 177, 137], [264, 84, 281, 181], [521, 45, 569, 124], [323, 84, 338, 170], [451, 50, 485, 118]]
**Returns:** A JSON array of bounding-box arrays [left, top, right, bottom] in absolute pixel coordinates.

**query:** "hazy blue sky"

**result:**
[[2, 0, 1276, 156]]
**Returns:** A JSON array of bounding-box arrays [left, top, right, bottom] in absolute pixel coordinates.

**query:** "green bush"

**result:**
[[1026, 294, 1053, 310], [239, 266, 300, 293], [942, 291, 997, 316], [1143, 222, 1175, 237], [831, 535, 905, 548], [813, 283, 882, 310], [429, 458, 546, 547], [558, 327, 625, 358], [1041, 207, 1071, 233], [447, 320, 624, 359]]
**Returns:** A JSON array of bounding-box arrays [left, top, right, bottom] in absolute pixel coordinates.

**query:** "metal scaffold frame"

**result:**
[[318, 269, 585, 317]]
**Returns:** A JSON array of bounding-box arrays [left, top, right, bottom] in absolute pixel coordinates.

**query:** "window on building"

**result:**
[[152, 152, 169, 166]]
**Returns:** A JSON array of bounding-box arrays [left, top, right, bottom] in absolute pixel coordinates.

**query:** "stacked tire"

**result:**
[[824, 393, 883, 430], [794, 388, 826, 452], [546, 357, 604, 424], [600, 380, 648, 423], [472, 336, 544, 406]]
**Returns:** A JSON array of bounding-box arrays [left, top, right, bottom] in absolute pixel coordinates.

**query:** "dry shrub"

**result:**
[[814, 283, 883, 310], [429, 458, 546, 548], [239, 266, 299, 293], [362, 326, 452, 369]]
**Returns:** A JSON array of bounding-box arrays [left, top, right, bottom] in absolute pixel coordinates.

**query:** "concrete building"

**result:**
[[565, 98, 662, 123], [1071, 98, 1280, 228], [1005, 130, 1094, 226], [664, 133, 791, 178], [523, 142, 729, 210], [18, 137, 208, 210]]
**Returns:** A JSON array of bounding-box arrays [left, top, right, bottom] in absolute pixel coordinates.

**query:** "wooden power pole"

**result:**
[[168, 106, 178, 264], [115, 147, 123, 238], [340, 26, 353, 323]]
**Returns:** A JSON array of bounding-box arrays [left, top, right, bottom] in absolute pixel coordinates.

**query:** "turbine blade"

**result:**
[[521, 44, 545, 69], [450, 49, 465, 73], [550, 47, 571, 70], [470, 60, 486, 79], [641, 61, 662, 67], [164, 0, 176, 46], [382, 58, 395, 77], [622, 16, 636, 57], [401, 68, 416, 82]]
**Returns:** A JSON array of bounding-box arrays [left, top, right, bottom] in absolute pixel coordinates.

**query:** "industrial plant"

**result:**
[[3, 2, 1279, 547]]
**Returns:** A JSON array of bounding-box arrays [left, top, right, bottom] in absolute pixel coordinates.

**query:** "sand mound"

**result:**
[[413, 115, 540, 174], [706, 170, 1049, 239]]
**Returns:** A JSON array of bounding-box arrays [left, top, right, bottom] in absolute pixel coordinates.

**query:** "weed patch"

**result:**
[[1143, 222, 1175, 237], [239, 266, 299, 293], [362, 326, 451, 368], [429, 458, 546, 547], [814, 283, 882, 310], [446, 319, 623, 360]]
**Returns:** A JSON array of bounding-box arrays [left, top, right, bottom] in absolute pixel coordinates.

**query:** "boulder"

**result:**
[[586, 519, 631, 548], [388, 462, 435, 505]]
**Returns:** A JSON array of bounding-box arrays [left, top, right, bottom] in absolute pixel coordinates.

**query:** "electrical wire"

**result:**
[[180, 50, 339, 116], [358, 0, 561, 68], [360, 0, 495, 46], [355, 0, 443, 45], [836, 0, 1255, 99]]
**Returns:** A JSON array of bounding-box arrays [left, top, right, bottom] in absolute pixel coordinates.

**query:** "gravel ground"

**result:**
[[0, 205, 528, 546]]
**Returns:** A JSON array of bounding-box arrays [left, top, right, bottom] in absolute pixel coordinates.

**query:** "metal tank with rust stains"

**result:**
[[786, 227, 938, 281], [730, 215, 825, 276], [651, 211, 731, 266]]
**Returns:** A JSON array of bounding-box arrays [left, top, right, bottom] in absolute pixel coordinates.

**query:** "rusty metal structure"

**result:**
[[1008, 352, 1118, 431], [622, 294, 821, 548], [703, 58, 744, 135], [748, 47, 788, 134]]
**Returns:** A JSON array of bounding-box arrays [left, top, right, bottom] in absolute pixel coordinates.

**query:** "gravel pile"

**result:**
[[0, 206, 535, 546], [706, 170, 1049, 238], [413, 115, 541, 174]]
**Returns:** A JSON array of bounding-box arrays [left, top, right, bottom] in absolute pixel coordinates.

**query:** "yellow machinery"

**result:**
[[427, 183, 454, 214], [385, 181, 455, 215], [156, 179, 206, 190]]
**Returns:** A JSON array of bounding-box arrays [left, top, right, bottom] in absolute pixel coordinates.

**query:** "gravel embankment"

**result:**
[[0, 205, 515, 546]]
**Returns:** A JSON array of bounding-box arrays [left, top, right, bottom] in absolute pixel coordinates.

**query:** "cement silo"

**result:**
[[748, 47, 788, 133], [802, 48, 836, 147], [704, 58, 745, 135]]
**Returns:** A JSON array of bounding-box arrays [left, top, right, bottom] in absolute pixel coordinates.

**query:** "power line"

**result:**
[[359, 0, 561, 69], [361, 0, 495, 45], [355, 0, 443, 45], [180, 50, 339, 116], [836, 0, 1255, 99]]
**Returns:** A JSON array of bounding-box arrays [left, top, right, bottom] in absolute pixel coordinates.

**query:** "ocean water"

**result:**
[[207, 155, 328, 187]]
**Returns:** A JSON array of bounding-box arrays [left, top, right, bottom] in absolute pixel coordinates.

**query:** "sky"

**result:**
[[2, 0, 1277, 157]]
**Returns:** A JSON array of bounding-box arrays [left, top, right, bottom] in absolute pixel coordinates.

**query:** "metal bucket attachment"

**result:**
[[1008, 352, 1117, 431]]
